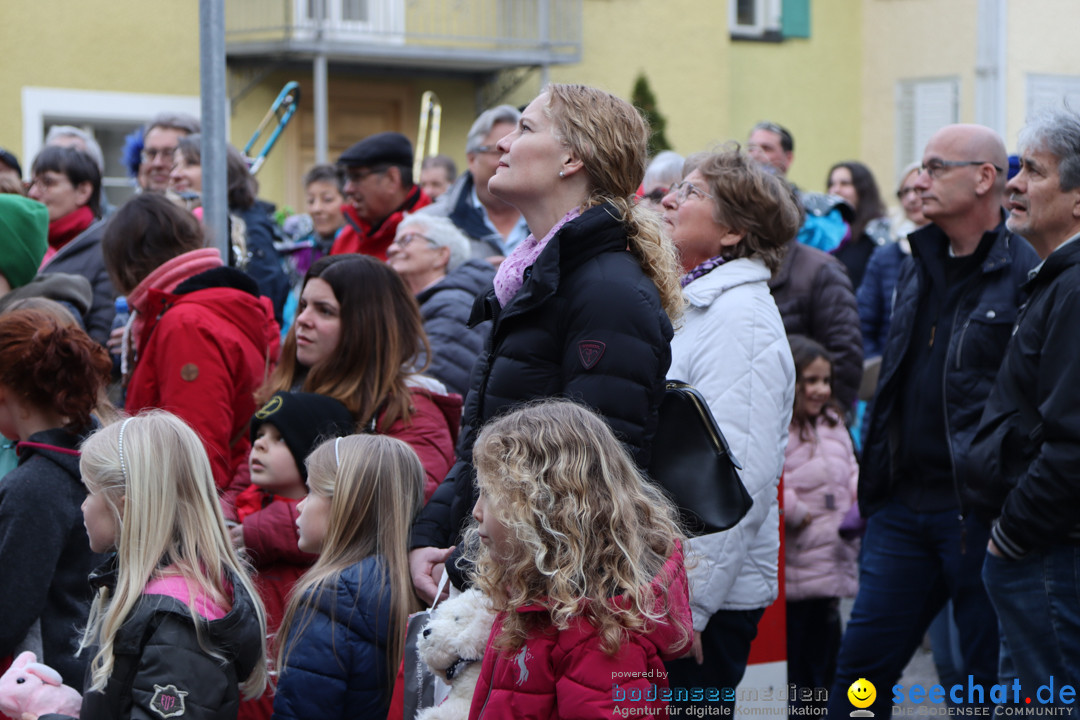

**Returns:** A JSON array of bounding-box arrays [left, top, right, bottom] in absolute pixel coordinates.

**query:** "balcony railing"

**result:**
[[226, 0, 582, 71]]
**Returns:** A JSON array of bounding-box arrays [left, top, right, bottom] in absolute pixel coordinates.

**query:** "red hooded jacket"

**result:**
[[126, 272, 280, 496], [468, 544, 692, 720]]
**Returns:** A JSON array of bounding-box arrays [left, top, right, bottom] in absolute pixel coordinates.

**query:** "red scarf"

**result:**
[[46, 205, 95, 253]]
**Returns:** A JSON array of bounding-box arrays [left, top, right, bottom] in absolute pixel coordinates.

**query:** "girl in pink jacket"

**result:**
[[466, 401, 692, 720], [782, 335, 859, 706]]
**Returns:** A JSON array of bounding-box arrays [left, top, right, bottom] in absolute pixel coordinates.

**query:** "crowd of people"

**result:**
[[1, 82, 1079, 720]]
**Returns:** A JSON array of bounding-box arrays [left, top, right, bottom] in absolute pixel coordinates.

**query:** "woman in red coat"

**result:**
[[259, 253, 460, 501], [102, 193, 280, 511]]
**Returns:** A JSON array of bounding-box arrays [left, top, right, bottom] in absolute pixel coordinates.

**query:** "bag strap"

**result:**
[[427, 571, 450, 613]]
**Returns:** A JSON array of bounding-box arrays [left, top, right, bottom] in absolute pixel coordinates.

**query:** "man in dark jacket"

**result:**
[[421, 105, 529, 261], [767, 239, 863, 409], [970, 109, 1080, 698], [828, 124, 1040, 718]]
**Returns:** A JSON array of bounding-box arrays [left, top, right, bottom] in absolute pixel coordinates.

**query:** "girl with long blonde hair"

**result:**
[[71, 411, 267, 719], [273, 434, 424, 720], [464, 400, 692, 719]]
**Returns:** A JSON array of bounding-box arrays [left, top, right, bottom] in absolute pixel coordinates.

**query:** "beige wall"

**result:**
[[729, 0, 864, 193], [861, 0, 977, 200]]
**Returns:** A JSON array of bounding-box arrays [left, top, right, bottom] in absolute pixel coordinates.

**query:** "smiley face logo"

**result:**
[[847, 678, 876, 709]]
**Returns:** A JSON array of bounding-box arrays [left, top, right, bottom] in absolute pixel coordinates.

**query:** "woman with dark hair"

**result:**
[[169, 135, 290, 323], [102, 193, 280, 513], [29, 145, 117, 345], [259, 253, 460, 502], [660, 146, 799, 711], [409, 83, 684, 599], [826, 160, 890, 289]]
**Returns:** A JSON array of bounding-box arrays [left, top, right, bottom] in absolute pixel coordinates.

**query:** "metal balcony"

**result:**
[[225, 0, 582, 72]]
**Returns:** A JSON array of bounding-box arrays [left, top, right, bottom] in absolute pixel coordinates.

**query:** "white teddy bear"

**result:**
[[416, 588, 496, 720]]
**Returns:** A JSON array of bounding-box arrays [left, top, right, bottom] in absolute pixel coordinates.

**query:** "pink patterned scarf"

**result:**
[[493, 208, 581, 307]]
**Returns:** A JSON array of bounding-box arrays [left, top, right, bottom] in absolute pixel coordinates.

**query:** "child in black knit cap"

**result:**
[[230, 390, 355, 720]]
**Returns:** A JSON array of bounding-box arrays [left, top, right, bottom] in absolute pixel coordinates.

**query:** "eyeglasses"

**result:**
[[344, 166, 389, 183], [642, 187, 669, 203], [897, 187, 919, 200], [141, 146, 177, 163], [471, 145, 501, 155], [668, 181, 715, 203], [919, 159, 1005, 180], [392, 232, 438, 249]]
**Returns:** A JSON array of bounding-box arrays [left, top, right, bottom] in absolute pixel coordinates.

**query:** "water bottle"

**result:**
[[111, 296, 129, 373]]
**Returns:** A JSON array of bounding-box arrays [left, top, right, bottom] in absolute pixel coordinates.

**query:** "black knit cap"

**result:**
[[250, 391, 356, 481], [338, 131, 414, 169], [0, 147, 21, 177]]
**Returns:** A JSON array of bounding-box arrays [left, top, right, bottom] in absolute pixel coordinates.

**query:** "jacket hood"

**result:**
[[682, 258, 770, 308], [419, 258, 495, 302], [0, 271, 94, 318], [89, 555, 264, 682], [148, 266, 280, 359], [516, 541, 691, 659], [16, 426, 87, 477]]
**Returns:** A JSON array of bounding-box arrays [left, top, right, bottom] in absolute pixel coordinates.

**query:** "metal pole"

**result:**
[[200, 0, 230, 262], [315, 54, 328, 164]]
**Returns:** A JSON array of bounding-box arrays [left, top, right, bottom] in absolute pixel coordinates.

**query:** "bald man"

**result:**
[[826, 125, 1039, 717]]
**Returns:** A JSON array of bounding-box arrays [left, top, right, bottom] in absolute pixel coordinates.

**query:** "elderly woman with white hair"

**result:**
[[388, 213, 495, 395]]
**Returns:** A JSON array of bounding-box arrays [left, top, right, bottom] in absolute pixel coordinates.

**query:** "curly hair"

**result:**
[[0, 308, 111, 429], [465, 400, 689, 656], [685, 145, 801, 273], [543, 84, 684, 325]]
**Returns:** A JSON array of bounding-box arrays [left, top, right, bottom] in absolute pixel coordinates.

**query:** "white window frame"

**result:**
[[21, 87, 201, 182], [294, 0, 404, 44], [1026, 74, 1080, 119], [895, 77, 960, 171], [729, 0, 782, 39]]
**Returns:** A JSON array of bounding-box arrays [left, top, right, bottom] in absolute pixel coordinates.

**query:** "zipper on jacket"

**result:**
[[954, 318, 971, 370], [942, 282, 976, 542], [476, 676, 495, 719]]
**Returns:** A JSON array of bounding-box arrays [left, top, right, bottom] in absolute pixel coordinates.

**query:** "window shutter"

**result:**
[[781, 0, 810, 38], [896, 78, 959, 169], [1027, 74, 1080, 117]]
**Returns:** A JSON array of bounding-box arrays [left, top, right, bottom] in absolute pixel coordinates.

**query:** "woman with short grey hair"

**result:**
[[388, 213, 494, 396]]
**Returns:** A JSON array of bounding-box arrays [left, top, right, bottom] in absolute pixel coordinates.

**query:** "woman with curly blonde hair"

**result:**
[[410, 83, 684, 601], [464, 400, 691, 719]]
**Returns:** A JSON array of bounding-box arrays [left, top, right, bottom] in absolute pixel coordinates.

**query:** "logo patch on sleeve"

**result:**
[[577, 341, 606, 370], [150, 684, 188, 718]]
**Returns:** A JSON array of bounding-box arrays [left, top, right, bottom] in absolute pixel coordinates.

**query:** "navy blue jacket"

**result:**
[[859, 220, 1038, 517], [857, 240, 910, 358], [409, 204, 673, 580], [969, 238, 1080, 558], [416, 258, 495, 397], [422, 172, 506, 258], [273, 556, 395, 720]]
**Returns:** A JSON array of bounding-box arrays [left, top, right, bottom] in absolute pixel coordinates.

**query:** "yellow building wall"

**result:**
[[1004, 0, 1080, 146], [861, 0, 977, 202], [728, 0, 863, 193], [0, 0, 199, 161], [542, 0, 730, 159]]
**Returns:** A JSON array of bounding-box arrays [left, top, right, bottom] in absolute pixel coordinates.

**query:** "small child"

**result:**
[[273, 434, 425, 720], [465, 400, 692, 719], [782, 335, 860, 704], [232, 391, 355, 720], [58, 411, 268, 718]]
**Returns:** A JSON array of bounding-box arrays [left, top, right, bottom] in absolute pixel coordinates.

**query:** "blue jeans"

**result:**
[[983, 545, 1080, 709], [827, 501, 999, 718]]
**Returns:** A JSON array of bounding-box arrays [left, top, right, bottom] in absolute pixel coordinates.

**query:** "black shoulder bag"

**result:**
[[647, 381, 753, 536]]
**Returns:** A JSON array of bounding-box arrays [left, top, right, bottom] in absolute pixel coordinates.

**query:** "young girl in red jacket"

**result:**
[[465, 400, 692, 720], [781, 335, 860, 707]]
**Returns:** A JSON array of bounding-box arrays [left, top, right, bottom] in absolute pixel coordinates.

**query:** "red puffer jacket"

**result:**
[[126, 269, 280, 494], [330, 187, 431, 260], [468, 544, 692, 720]]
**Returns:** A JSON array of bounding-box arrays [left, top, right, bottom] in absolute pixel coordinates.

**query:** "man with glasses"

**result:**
[[969, 109, 1080, 705], [828, 125, 1038, 718], [330, 131, 431, 259], [140, 112, 200, 193], [421, 105, 528, 264]]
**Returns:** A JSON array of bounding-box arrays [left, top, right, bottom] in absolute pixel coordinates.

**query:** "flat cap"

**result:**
[[338, 131, 414, 169]]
